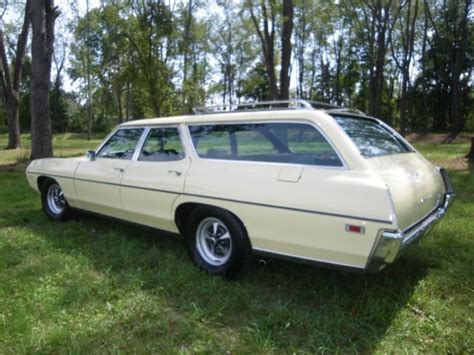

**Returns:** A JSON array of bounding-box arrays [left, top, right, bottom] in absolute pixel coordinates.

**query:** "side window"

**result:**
[[97, 128, 144, 160], [285, 125, 339, 155], [139, 127, 185, 162], [189, 122, 343, 167], [189, 125, 231, 159], [235, 128, 277, 156]]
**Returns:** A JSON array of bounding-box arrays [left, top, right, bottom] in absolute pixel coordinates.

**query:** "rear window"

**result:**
[[188, 122, 343, 167], [333, 116, 412, 158]]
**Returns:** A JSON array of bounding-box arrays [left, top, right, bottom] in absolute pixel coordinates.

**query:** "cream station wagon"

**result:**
[[25, 100, 455, 278]]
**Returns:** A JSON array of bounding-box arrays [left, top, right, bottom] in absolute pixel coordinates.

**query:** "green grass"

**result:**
[[415, 140, 471, 162], [0, 133, 473, 353], [0, 133, 103, 166]]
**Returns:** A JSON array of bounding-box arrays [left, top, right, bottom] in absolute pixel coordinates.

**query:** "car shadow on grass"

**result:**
[[10, 208, 444, 353]]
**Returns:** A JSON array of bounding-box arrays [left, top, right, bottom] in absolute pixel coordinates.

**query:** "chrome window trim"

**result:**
[[135, 125, 187, 163], [132, 127, 151, 161], [94, 126, 147, 161], [185, 119, 349, 170], [94, 126, 120, 155]]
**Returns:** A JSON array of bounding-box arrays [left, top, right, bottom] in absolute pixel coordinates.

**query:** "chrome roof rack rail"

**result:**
[[192, 99, 351, 115], [193, 99, 315, 115], [304, 100, 343, 110], [324, 107, 365, 115]]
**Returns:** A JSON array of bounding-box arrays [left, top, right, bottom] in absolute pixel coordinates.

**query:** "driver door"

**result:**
[[74, 128, 145, 217]]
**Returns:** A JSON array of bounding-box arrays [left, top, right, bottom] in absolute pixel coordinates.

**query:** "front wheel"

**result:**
[[185, 207, 253, 278], [41, 179, 70, 221]]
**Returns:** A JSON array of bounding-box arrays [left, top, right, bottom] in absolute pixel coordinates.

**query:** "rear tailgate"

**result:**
[[366, 153, 446, 231]]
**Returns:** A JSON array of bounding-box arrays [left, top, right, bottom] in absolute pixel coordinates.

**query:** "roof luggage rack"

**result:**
[[192, 99, 352, 115]]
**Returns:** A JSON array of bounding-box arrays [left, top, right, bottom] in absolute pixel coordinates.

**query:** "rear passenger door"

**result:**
[[120, 126, 190, 231]]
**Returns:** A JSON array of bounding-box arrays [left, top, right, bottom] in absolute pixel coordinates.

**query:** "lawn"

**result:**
[[0, 133, 473, 353]]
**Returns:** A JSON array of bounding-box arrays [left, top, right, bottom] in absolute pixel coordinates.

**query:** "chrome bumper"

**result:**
[[366, 170, 455, 272]]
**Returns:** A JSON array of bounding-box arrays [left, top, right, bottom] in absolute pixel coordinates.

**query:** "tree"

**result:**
[[362, 0, 395, 120], [412, 0, 473, 132], [0, 0, 30, 149], [177, 0, 208, 113], [467, 137, 474, 161], [246, 0, 294, 100], [390, 0, 419, 136], [426, 0, 472, 133], [85, 0, 92, 139], [211, 0, 256, 107], [29, 0, 57, 159], [279, 0, 293, 100]]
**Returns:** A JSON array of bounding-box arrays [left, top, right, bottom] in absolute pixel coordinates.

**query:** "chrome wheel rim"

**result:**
[[196, 217, 232, 266], [47, 184, 66, 215]]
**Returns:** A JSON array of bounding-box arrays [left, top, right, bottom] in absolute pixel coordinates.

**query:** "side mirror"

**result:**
[[86, 150, 96, 161]]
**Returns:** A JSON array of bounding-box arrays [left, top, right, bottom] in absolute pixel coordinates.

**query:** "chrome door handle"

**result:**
[[168, 169, 182, 176], [114, 167, 125, 173]]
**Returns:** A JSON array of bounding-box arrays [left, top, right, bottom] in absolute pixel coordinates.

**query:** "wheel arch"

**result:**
[[37, 175, 56, 191], [174, 202, 251, 246]]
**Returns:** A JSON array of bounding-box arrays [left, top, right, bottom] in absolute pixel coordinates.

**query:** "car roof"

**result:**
[[118, 109, 330, 127]]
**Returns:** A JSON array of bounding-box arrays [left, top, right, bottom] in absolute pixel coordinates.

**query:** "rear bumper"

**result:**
[[366, 177, 455, 272]]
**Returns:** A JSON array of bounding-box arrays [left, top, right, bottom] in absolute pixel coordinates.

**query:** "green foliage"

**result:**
[[2, 0, 472, 137], [237, 63, 270, 101], [66, 1, 211, 131], [410, 0, 474, 131]]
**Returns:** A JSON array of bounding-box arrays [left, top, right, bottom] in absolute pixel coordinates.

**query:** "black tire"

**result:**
[[184, 206, 254, 279], [41, 179, 71, 221]]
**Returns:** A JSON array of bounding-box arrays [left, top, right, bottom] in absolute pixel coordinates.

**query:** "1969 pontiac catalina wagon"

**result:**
[[25, 100, 455, 278]]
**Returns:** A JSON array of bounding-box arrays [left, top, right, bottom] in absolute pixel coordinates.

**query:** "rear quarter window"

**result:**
[[188, 122, 343, 167], [333, 116, 412, 158]]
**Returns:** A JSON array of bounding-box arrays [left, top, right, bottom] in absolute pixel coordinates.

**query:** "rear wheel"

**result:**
[[41, 179, 70, 221], [185, 207, 253, 278]]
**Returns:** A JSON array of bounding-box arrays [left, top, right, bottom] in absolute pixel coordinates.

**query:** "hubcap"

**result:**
[[47, 184, 66, 215], [196, 217, 232, 266]]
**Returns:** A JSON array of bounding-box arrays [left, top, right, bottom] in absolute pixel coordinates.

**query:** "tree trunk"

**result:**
[[466, 137, 474, 161], [182, 0, 193, 105], [399, 70, 409, 136], [0, 0, 30, 149], [279, 0, 293, 100], [308, 47, 317, 99], [295, 3, 306, 99], [116, 90, 123, 123], [450, 0, 469, 134], [6, 96, 21, 148], [363, 0, 393, 120], [421, 1, 429, 132], [125, 81, 131, 121], [30, 0, 56, 160], [333, 33, 343, 105], [86, 0, 92, 140], [248, 0, 278, 100]]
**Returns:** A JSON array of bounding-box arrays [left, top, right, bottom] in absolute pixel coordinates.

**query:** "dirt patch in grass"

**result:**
[[0, 162, 28, 172], [431, 157, 472, 171], [407, 132, 473, 144]]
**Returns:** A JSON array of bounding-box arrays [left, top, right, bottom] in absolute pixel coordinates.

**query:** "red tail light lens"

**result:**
[[345, 224, 365, 234]]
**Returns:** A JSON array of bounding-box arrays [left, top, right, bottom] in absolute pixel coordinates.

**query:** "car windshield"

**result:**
[[333, 116, 412, 158]]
